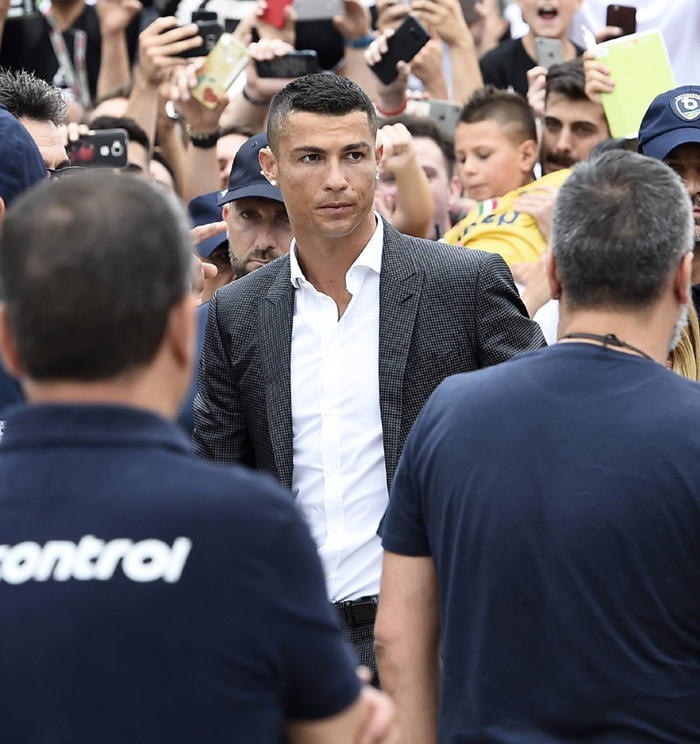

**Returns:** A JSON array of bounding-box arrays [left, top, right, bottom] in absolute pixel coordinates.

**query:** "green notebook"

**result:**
[[596, 30, 676, 139]]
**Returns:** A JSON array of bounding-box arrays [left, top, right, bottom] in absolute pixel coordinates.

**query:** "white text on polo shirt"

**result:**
[[0, 536, 192, 584]]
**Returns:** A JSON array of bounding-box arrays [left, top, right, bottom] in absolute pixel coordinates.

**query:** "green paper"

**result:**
[[597, 30, 676, 139]]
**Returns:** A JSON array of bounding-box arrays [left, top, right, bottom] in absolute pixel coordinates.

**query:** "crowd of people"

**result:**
[[0, 0, 700, 742]]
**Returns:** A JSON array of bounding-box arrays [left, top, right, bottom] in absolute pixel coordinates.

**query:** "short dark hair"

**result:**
[[545, 58, 587, 104], [267, 74, 377, 154], [90, 115, 151, 156], [392, 114, 455, 177], [459, 85, 537, 145], [0, 172, 193, 381], [0, 68, 68, 125], [552, 150, 693, 310]]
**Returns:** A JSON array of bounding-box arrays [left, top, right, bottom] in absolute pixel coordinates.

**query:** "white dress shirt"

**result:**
[[290, 217, 388, 602]]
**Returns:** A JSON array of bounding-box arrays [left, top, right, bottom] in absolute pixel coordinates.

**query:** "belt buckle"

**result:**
[[350, 596, 378, 625]]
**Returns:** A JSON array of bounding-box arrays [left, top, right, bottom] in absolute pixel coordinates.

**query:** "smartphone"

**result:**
[[191, 34, 251, 109], [67, 129, 128, 168], [293, 0, 344, 22], [261, 0, 293, 29], [534, 37, 564, 70], [458, 0, 479, 25], [7, 0, 38, 19], [255, 50, 320, 78], [370, 15, 431, 85], [606, 4, 636, 37], [175, 11, 224, 58], [406, 99, 461, 136]]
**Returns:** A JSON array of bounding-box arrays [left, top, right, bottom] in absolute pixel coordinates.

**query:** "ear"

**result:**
[[545, 248, 562, 301], [258, 146, 278, 184], [222, 202, 231, 221], [518, 139, 540, 175], [675, 251, 694, 306], [449, 174, 462, 202], [375, 141, 384, 171], [0, 304, 23, 379]]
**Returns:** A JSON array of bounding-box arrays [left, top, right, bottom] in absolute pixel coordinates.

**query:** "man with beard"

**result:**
[[540, 58, 610, 175], [637, 86, 700, 310], [376, 150, 700, 744], [218, 132, 291, 280]]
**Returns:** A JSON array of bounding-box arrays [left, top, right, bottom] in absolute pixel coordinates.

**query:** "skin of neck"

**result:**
[[293, 211, 377, 305], [558, 302, 677, 365], [50, 0, 86, 31]]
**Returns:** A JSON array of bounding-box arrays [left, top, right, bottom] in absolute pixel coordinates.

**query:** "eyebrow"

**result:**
[[290, 141, 372, 156]]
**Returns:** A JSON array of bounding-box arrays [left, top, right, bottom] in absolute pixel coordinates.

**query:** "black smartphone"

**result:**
[[67, 129, 128, 168], [606, 4, 636, 36], [370, 14, 431, 85], [175, 11, 224, 58], [254, 50, 320, 78]]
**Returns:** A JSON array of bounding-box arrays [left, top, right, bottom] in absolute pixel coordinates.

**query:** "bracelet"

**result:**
[[344, 32, 374, 48], [374, 98, 408, 117], [242, 87, 271, 107], [185, 124, 220, 149]]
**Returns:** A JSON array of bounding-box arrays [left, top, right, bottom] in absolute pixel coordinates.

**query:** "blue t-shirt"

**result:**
[[0, 404, 360, 743], [383, 343, 700, 744]]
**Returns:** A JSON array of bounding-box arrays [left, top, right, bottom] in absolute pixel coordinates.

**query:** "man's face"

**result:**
[[19, 117, 69, 171], [263, 111, 380, 243], [455, 120, 534, 201], [217, 133, 249, 190], [664, 142, 700, 245], [200, 244, 235, 302], [541, 93, 610, 174], [223, 196, 292, 278], [377, 136, 453, 233], [516, 0, 583, 39]]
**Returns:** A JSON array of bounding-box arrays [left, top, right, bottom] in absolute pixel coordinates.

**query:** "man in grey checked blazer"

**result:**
[[193, 74, 545, 683]]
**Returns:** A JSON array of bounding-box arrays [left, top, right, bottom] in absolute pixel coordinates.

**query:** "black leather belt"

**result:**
[[334, 595, 379, 627]]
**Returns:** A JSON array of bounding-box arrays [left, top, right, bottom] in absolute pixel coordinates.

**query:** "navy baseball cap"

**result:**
[[216, 132, 283, 207], [638, 86, 700, 161], [0, 104, 46, 206], [188, 191, 228, 258]]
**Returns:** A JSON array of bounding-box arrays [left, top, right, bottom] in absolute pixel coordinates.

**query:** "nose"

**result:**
[[462, 154, 479, 177], [556, 127, 573, 153], [683, 167, 700, 198], [323, 157, 349, 191]]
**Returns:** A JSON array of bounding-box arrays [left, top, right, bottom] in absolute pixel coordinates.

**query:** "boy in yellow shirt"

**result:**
[[445, 86, 570, 266]]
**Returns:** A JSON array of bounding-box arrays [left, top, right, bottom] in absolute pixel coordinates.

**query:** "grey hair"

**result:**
[[551, 150, 694, 310]]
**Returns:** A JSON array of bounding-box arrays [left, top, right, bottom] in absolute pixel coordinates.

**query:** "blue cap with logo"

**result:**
[[0, 103, 46, 206], [638, 86, 700, 161], [187, 191, 228, 258], [216, 132, 283, 207]]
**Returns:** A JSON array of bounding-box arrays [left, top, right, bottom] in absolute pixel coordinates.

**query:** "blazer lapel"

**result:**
[[378, 222, 425, 484], [259, 259, 295, 491]]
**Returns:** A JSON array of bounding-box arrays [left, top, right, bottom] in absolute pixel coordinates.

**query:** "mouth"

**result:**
[[538, 5, 558, 22], [319, 203, 354, 213], [466, 184, 490, 199]]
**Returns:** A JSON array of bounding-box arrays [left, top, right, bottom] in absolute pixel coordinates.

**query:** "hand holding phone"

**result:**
[[369, 15, 430, 85], [606, 4, 636, 37], [254, 50, 320, 78], [175, 10, 223, 58], [191, 34, 252, 109], [67, 129, 128, 169], [534, 37, 564, 70]]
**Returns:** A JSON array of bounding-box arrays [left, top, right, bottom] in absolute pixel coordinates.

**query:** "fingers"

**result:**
[[248, 37, 294, 60], [191, 221, 228, 246], [594, 25, 622, 44], [357, 687, 398, 744], [364, 29, 393, 66]]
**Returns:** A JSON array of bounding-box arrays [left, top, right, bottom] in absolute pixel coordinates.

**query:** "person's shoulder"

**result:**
[[214, 253, 290, 306]]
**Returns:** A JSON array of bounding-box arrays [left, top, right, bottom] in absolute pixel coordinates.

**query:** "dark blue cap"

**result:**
[[638, 86, 700, 161], [187, 191, 228, 258], [216, 132, 283, 207], [0, 104, 46, 206]]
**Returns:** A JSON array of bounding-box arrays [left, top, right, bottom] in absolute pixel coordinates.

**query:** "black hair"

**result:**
[[0, 68, 68, 125], [392, 114, 455, 177], [545, 58, 587, 104], [458, 85, 537, 145], [267, 74, 377, 154], [0, 172, 193, 381]]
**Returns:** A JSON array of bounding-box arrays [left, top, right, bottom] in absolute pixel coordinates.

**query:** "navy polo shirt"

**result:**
[[383, 344, 700, 743], [0, 404, 360, 743]]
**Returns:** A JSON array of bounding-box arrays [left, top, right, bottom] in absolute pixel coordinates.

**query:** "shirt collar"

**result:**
[[289, 213, 384, 289]]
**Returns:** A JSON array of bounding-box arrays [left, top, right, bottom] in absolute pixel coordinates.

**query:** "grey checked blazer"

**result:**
[[192, 220, 545, 492]]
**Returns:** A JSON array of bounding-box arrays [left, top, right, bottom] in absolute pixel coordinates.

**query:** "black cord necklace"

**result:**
[[559, 332, 654, 361]]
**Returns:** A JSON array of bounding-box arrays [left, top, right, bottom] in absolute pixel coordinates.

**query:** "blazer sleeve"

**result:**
[[192, 293, 255, 466], [474, 251, 547, 367]]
